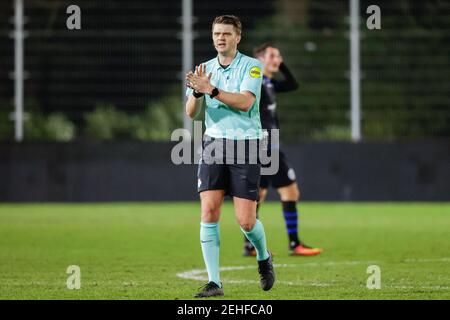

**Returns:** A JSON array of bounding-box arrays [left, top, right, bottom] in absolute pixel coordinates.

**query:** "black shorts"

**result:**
[[260, 148, 296, 189], [197, 137, 261, 201]]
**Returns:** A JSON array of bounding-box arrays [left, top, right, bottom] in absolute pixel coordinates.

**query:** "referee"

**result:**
[[185, 15, 275, 298]]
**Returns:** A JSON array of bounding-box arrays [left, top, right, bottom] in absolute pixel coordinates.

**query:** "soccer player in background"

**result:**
[[185, 15, 275, 298], [242, 42, 323, 257]]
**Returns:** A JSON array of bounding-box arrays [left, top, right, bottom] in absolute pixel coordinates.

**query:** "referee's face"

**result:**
[[212, 24, 241, 55]]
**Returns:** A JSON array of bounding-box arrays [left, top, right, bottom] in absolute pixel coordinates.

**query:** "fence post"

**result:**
[[181, 0, 194, 135], [350, 0, 361, 142], [11, 0, 25, 142]]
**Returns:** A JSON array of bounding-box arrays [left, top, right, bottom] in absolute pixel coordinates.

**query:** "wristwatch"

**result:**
[[192, 90, 204, 98], [209, 87, 219, 99]]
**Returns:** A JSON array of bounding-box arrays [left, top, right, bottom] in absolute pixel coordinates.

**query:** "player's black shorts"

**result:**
[[197, 136, 261, 201], [260, 148, 296, 189]]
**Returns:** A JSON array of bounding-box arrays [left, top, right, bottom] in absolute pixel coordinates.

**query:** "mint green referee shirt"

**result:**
[[186, 51, 263, 140]]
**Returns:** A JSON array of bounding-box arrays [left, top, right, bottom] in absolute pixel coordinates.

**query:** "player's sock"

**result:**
[[241, 219, 270, 261], [244, 202, 260, 248], [282, 201, 300, 249], [200, 222, 221, 287]]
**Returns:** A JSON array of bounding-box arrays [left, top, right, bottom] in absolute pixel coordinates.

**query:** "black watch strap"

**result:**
[[210, 87, 219, 98], [192, 90, 204, 98]]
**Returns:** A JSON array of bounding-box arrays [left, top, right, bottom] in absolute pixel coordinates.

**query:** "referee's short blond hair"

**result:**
[[212, 15, 242, 35]]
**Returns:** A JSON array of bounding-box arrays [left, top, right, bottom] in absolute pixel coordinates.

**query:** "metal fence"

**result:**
[[0, 0, 449, 143]]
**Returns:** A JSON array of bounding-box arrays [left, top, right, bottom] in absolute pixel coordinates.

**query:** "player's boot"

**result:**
[[194, 282, 224, 298], [257, 252, 275, 291], [243, 239, 257, 257], [290, 241, 323, 256]]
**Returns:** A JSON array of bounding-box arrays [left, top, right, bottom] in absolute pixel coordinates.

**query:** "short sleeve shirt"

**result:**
[[186, 51, 263, 140]]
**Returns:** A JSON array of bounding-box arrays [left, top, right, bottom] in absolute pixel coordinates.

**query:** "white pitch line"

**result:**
[[176, 264, 333, 287], [177, 258, 450, 290], [388, 285, 450, 291], [403, 257, 450, 263]]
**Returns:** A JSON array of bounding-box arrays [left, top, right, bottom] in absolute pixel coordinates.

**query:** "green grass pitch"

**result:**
[[0, 202, 449, 300]]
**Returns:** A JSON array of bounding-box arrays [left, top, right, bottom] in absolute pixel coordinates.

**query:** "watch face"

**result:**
[[211, 88, 219, 97]]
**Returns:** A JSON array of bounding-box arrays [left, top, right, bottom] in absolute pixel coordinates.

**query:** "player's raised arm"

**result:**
[[274, 62, 299, 92]]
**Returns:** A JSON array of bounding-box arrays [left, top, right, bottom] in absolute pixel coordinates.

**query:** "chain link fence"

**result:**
[[0, 0, 448, 142]]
